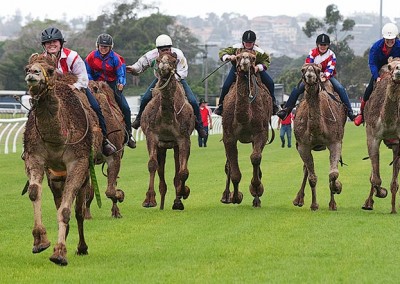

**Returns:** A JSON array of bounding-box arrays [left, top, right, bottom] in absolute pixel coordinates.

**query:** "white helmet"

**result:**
[[156, 34, 172, 48], [382, 23, 399, 39]]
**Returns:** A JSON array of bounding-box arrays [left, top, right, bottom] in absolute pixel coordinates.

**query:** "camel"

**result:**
[[140, 50, 195, 210], [362, 57, 400, 214], [220, 50, 272, 207], [23, 53, 92, 265], [292, 63, 347, 211], [85, 80, 126, 219], [23, 53, 125, 265]]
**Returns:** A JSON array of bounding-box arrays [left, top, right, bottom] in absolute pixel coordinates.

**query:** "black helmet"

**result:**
[[316, 33, 330, 45], [96, 33, 114, 48], [41, 27, 64, 44], [242, 30, 256, 43]]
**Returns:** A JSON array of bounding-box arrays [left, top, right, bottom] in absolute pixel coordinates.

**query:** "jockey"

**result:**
[[354, 23, 400, 126], [41, 27, 117, 156], [214, 30, 279, 116], [277, 33, 355, 121], [85, 33, 136, 148], [126, 34, 207, 138]]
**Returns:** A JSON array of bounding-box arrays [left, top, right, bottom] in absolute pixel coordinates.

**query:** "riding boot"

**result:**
[[214, 104, 223, 116], [126, 129, 136, 149], [195, 119, 207, 138], [272, 97, 279, 115], [132, 112, 142, 129], [354, 99, 366, 126], [347, 110, 356, 121], [277, 107, 292, 120], [102, 138, 117, 157]]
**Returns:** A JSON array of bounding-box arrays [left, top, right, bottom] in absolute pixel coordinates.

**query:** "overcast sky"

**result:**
[[1, 0, 399, 22]]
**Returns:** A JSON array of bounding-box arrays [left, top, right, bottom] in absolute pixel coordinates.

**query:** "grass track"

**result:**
[[1, 123, 399, 283]]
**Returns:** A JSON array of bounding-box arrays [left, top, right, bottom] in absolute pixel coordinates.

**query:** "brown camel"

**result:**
[[362, 57, 400, 214], [292, 63, 347, 211], [140, 50, 195, 210], [220, 50, 272, 207], [23, 53, 91, 265], [85, 80, 126, 219]]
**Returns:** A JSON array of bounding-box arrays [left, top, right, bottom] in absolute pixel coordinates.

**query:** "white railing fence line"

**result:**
[[1, 114, 281, 155]]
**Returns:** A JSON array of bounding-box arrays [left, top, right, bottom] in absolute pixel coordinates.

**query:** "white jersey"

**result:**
[[129, 47, 188, 80]]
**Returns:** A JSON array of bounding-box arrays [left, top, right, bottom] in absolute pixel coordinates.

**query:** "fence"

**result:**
[[0, 114, 283, 155]]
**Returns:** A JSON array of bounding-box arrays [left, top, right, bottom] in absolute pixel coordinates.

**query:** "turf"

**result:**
[[1, 123, 399, 283]]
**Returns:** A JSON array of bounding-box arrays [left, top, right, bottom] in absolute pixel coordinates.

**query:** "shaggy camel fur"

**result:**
[[362, 57, 400, 213], [85, 80, 126, 218], [221, 50, 272, 207], [140, 50, 195, 210], [292, 63, 347, 211], [24, 53, 91, 265], [23, 54, 126, 265]]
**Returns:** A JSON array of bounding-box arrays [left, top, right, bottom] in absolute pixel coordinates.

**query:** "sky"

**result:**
[[1, 0, 400, 23]]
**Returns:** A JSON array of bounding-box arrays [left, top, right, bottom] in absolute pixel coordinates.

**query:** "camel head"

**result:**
[[25, 53, 57, 92], [156, 51, 178, 79], [236, 50, 256, 73], [301, 63, 321, 85], [387, 57, 400, 84]]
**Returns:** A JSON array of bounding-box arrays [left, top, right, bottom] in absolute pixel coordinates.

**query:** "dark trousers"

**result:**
[[285, 78, 353, 113], [106, 81, 132, 133], [198, 126, 209, 147], [219, 65, 276, 104], [85, 88, 107, 137], [138, 78, 203, 125]]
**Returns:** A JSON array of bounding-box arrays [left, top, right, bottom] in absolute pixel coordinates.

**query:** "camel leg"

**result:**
[[363, 138, 386, 210], [157, 147, 167, 210], [143, 139, 158, 208], [389, 145, 400, 214], [49, 158, 89, 266], [225, 140, 243, 204], [26, 158, 51, 254], [221, 160, 232, 204], [293, 165, 307, 207], [75, 176, 89, 256], [297, 145, 319, 210], [172, 142, 190, 210], [249, 138, 266, 208], [84, 183, 94, 220], [327, 143, 343, 211], [105, 153, 124, 218]]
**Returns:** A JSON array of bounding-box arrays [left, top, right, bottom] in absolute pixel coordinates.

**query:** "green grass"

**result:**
[[1, 123, 400, 283]]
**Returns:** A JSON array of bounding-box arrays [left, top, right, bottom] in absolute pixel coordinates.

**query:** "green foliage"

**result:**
[[2, 125, 400, 282]]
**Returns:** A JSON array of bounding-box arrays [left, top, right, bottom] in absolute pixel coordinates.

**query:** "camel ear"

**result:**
[[29, 53, 39, 64]]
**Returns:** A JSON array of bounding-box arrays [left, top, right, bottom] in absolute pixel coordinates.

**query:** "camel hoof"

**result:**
[[252, 197, 261, 208], [375, 188, 388, 198], [116, 189, 125, 202], [330, 180, 342, 194], [142, 200, 157, 208], [293, 195, 304, 207], [220, 191, 231, 204], [172, 201, 184, 210], [182, 186, 190, 200], [32, 242, 51, 254], [49, 255, 68, 266], [362, 199, 374, 210], [230, 191, 243, 204]]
